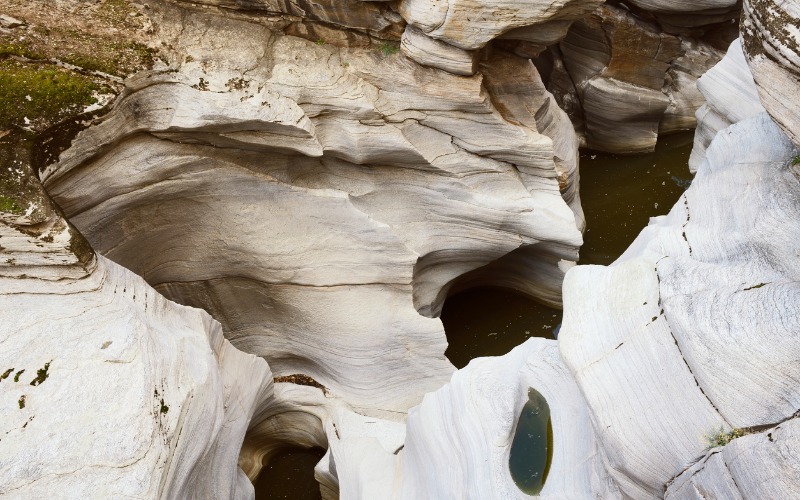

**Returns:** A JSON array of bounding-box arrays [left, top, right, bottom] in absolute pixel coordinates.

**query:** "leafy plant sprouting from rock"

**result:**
[[378, 41, 400, 56], [706, 426, 744, 448]]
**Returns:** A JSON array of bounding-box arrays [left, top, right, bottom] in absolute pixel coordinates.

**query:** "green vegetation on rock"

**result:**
[[378, 41, 400, 56], [0, 195, 24, 214], [0, 41, 45, 60], [62, 41, 156, 77], [0, 60, 103, 130], [29, 361, 51, 386], [706, 426, 744, 448]]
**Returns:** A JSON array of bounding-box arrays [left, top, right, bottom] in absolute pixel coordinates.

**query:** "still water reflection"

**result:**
[[509, 388, 553, 495], [579, 131, 695, 265], [441, 286, 561, 369], [254, 448, 326, 500]]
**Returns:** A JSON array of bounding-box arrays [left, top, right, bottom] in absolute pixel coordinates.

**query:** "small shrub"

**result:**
[[378, 41, 400, 56], [315, 39, 326, 46], [706, 426, 744, 448], [792, 155, 800, 166]]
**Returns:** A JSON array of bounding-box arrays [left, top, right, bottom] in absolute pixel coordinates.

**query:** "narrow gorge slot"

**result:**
[[509, 387, 553, 495]]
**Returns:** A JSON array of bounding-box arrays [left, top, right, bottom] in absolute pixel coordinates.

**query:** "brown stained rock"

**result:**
[[556, 3, 725, 153], [170, 0, 405, 39], [274, 374, 327, 392], [601, 9, 682, 91], [567, 4, 681, 92]]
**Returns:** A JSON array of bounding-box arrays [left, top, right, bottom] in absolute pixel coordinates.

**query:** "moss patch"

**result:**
[[0, 40, 45, 60], [0, 60, 105, 130], [0, 0, 158, 78], [0, 195, 23, 214], [62, 41, 156, 77], [29, 361, 50, 386]]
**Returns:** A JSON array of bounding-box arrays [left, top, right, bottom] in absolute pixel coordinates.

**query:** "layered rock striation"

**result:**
[[543, 2, 728, 153], [741, 0, 800, 147], [40, 1, 583, 421], [559, 44, 800, 497], [0, 202, 272, 498]]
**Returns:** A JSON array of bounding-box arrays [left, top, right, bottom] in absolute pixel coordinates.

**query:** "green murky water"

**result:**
[[441, 287, 561, 369], [509, 388, 553, 495], [254, 448, 326, 500], [579, 131, 695, 265]]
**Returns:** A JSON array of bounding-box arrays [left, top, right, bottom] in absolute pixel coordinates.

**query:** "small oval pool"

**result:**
[[509, 387, 553, 495]]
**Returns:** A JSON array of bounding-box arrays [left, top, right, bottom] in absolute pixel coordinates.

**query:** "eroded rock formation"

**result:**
[[688, 38, 765, 171], [3, 0, 800, 498], [0, 202, 271, 498], [741, 0, 800, 147], [560, 74, 800, 500], [40, 1, 584, 420], [543, 2, 728, 153]]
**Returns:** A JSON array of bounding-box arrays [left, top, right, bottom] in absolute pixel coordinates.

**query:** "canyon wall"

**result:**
[[1, 0, 799, 498]]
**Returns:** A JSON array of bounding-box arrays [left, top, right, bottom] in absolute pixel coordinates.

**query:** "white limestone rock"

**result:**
[[41, 2, 582, 420], [560, 112, 800, 498], [688, 39, 766, 172], [741, 0, 800, 147], [666, 417, 800, 499], [400, 25, 477, 76], [397, 339, 621, 499], [397, 0, 604, 50], [0, 217, 272, 499]]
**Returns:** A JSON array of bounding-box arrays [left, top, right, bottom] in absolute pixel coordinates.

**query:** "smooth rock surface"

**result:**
[[398, 0, 604, 50], [41, 2, 582, 419], [560, 112, 800, 498], [666, 416, 800, 499], [400, 25, 477, 76], [0, 215, 272, 499], [398, 339, 621, 499], [688, 39, 766, 171]]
